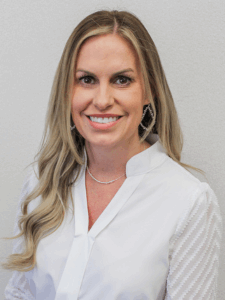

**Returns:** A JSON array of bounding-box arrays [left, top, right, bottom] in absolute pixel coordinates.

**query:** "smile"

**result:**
[[86, 115, 123, 130], [88, 116, 121, 124]]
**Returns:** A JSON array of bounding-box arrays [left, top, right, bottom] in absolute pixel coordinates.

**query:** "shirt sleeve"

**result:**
[[165, 182, 223, 300], [4, 169, 35, 300]]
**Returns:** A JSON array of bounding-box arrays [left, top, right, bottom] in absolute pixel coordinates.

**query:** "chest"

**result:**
[[85, 172, 125, 231]]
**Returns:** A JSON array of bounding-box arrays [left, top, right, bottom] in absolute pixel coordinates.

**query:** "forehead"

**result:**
[[76, 34, 140, 72]]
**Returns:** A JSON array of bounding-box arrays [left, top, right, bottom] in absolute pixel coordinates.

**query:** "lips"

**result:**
[[85, 114, 123, 123], [87, 114, 122, 118], [87, 116, 122, 122], [86, 114, 123, 129], [89, 116, 120, 124]]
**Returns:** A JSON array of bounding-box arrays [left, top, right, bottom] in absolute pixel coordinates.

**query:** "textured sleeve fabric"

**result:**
[[4, 169, 35, 300], [165, 182, 223, 300]]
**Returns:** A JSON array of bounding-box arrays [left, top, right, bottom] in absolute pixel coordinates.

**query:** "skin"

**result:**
[[71, 33, 150, 180]]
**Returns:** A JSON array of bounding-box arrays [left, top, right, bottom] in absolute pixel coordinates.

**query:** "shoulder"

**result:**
[[158, 157, 223, 241], [162, 157, 220, 209], [168, 176, 223, 259], [151, 154, 205, 197], [159, 155, 201, 188], [144, 155, 221, 221]]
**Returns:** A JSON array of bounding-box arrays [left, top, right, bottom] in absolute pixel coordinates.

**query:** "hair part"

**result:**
[[2, 9, 205, 272]]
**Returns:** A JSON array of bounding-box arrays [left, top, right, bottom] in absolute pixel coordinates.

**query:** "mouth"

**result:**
[[86, 115, 122, 124]]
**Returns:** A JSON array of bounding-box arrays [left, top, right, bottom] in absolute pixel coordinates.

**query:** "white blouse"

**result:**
[[4, 134, 223, 300]]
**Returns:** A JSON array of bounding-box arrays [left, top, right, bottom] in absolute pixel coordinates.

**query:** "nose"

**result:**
[[92, 81, 114, 110]]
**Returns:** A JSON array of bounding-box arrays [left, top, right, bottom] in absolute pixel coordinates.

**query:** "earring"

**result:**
[[70, 125, 76, 131], [140, 103, 154, 130]]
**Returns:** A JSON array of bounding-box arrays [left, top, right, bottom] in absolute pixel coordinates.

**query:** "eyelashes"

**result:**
[[114, 76, 134, 86], [77, 76, 95, 85], [77, 75, 134, 86]]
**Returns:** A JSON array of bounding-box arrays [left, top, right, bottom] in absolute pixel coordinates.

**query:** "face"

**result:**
[[71, 33, 149, 150]]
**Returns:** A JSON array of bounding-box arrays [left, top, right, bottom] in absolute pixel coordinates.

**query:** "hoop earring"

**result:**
[[139, 103, 154, 130], [70, 125, 76, 131]]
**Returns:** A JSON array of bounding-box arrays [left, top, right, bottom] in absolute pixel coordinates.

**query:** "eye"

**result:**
[[114, 75, 133, 86], [78, 76, 95, 85]]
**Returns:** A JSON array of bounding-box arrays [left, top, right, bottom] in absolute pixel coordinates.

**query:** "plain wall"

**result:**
[[1, 0, 224, 298]]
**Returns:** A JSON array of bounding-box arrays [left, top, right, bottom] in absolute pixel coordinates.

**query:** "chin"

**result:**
[[85, 136, 123, 149]]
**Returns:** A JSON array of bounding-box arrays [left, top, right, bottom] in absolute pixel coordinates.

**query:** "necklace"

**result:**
[[86, 143, 146, 184], [86, 165, 126, 184]]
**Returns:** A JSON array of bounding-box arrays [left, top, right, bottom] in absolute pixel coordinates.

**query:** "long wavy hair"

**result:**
[[3, 9, 204, 272]]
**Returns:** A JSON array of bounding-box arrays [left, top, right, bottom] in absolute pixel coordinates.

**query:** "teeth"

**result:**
[[89, 116, 119, 123]]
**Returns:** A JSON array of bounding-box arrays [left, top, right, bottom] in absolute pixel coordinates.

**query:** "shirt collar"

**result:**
[[83, 133, 168, 178], [125, 134, 168, 177]]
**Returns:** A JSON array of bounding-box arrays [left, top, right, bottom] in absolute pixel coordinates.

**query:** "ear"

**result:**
[[143, 97, 150, 105]]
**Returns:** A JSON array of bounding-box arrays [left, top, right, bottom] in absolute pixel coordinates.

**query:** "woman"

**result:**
[[4, 10, 222, 300]]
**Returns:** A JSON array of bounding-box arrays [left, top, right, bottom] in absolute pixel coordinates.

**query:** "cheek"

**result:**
[[71, 91, 87, 116], [124, 90, 144, 115], [71, 99, 80, 115]]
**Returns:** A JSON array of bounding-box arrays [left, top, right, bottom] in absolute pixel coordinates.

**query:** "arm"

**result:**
[[4, 170, 35, 300], [165, 182, 223, 300]]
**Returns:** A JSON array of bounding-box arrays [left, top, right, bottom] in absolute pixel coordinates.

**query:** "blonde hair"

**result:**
[[3, 9, 204, 272]]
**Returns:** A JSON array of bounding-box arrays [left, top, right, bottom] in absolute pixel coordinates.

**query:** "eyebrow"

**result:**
[[76, 68, 134, 76]]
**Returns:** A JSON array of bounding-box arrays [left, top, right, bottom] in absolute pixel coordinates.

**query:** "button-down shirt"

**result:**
[[4, 134, 223, 300]]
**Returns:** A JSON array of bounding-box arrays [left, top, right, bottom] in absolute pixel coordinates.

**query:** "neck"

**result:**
[[85, 139, 149, 180]]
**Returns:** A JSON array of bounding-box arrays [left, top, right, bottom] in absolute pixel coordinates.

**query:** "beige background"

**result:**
[[1, 0, 224, 298]]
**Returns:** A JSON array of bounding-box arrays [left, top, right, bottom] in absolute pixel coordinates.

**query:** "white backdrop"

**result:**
[[1, 0, 224, 298]]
